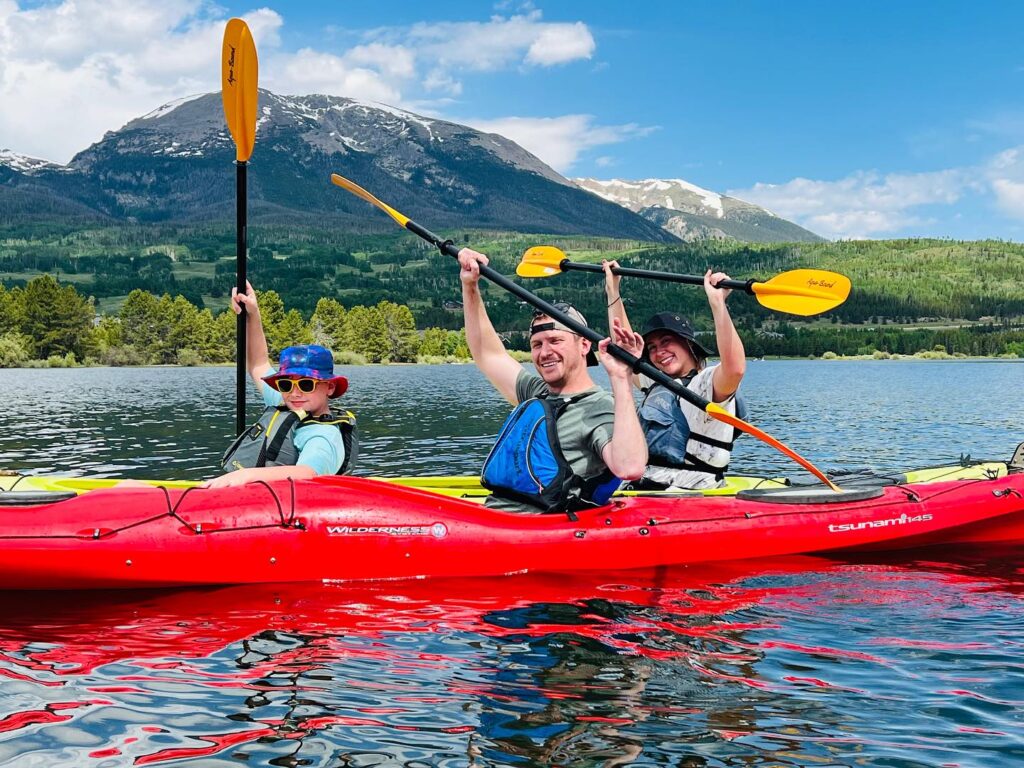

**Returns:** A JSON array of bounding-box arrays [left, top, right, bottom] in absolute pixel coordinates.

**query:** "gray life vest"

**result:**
[[638, 374, 746, 481], [221, 405, 357, 475]]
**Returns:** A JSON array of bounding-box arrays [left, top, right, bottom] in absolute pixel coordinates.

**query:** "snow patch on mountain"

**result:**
[[347, 99, 438, 141], [141, 94, 205, 122], [577, 177, 726, 218], [0, 148, 65, 174]]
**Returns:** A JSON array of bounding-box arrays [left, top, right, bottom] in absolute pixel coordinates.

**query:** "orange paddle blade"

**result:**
[[222, 18, 259, 162], [706, 403, 841, 491]]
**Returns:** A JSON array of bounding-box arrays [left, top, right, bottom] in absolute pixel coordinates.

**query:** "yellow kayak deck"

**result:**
[[0, 462, 1008, 502]]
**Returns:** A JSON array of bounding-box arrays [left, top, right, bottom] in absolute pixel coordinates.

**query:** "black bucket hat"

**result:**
[[641, 312, 714, 360], [530, 302, 598, 367]]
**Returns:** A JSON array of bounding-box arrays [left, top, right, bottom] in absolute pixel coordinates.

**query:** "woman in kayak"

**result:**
[[202, 281, 356, 488], [604, 261, 746, 491]]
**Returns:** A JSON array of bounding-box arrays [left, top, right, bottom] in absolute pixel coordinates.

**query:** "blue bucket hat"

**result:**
[[262, 345, 349, 398]]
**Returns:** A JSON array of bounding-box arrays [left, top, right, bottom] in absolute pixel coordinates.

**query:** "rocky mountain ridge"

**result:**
[[1, 91, 672, 241]]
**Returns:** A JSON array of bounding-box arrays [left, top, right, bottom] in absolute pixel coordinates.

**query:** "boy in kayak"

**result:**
[[458, 248, 647, 513], [202, 281, 355, 488], [604, 261, 746, 490]]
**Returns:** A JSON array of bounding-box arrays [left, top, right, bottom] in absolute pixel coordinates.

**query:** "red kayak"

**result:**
[[0, 468, 1021, 589]]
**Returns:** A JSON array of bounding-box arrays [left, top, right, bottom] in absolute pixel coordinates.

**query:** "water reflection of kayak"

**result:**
[[0, 561, 781, 674], [0, 455, 1020, 590]]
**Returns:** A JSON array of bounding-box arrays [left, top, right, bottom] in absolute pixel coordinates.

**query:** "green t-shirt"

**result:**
[[486, 370, 616, 513]]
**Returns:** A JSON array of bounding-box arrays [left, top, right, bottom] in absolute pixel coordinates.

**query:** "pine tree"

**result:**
[[310, 298, 347, 350], [21, 275, 94, 360]]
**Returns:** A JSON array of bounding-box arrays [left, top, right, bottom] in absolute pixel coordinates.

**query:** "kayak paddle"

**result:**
[[518, 245, 851, 317], [330, 173, 840, 491], [222, 18, 259, 436]]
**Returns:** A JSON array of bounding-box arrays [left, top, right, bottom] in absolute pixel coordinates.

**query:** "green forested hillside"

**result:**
[[1, 221, 1022, 360]]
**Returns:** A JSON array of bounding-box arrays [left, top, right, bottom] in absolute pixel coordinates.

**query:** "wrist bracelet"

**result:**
[[608, 296, 622, 308]]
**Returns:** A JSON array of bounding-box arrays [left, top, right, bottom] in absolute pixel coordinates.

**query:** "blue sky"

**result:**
[[2, 0, 1023, 240]]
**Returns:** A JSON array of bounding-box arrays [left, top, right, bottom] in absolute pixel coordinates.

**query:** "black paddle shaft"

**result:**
[[235, 160, 248, 436], [562, 260, 757, 294], [402, 220, 716, 414]]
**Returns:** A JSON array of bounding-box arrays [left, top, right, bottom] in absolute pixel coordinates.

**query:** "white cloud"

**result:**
[[265, 10, 596, 115], [985, 146, 1024, 217], [990, 179, 1024, 217], [0, 1, 285, 162], [525, 22, 595, 65], [465, 114, 655, 173], [0, 2, 598, 163], [398, 10, 594, 73], [727, 148, 1024, 238], [728, 169, 971, 239], [345, 43, 416, 80], [422, 68, 462, 96], [273, 48, 404, 103]]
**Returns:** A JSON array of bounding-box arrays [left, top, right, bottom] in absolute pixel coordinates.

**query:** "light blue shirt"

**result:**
[[262, 380, 346, 476]]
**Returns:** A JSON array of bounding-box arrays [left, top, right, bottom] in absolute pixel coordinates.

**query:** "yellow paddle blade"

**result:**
[[516, 245, 568, 278], [706, 403, 841, 491], [221, 18, 259, 162], [331, 173, 410, 227], [751, 269, 851, 316]]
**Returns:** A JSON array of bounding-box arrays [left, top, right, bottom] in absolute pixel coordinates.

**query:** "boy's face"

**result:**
[[276, 377, 333, 415]]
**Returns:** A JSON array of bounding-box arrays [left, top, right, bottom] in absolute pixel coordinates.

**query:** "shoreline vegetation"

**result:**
[[3, 230, 1024, 367], [0, 273, 1021, 369], [10, 352, 1022, 371]]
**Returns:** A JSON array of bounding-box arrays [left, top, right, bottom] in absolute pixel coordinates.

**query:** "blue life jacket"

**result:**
[[638, 373, 746, 481], [481, 394, 620, 513]]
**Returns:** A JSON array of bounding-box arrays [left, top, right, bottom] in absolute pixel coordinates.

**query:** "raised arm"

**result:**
[[705, 270, 746, 402], [598, 318, 648, 480], [603, 260, 641, 390], [231, 280, 273, 388], [458, 248, 524, 404]]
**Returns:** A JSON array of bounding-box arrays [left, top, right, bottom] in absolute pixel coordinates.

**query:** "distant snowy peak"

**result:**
[[0, 148, 64, 174], [573, 177, 767, 219], [573, 177, 822, 244]]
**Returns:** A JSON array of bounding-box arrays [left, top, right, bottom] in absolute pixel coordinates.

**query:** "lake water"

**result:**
[[0, 361, 1022, 767]]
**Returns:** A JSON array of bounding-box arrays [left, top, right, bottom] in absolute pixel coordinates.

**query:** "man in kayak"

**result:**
[[458, 248, 647, 513], [202, 281, 355, 488], [604, 261, 746, 490]]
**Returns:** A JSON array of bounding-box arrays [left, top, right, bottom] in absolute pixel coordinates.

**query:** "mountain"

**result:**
[[0, 92, 675, 241], [572, 177, 824, 243], [0, 149, 114, 222]]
